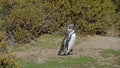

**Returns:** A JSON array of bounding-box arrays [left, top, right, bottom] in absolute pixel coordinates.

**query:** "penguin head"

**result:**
[[68, 24, 74, 30]]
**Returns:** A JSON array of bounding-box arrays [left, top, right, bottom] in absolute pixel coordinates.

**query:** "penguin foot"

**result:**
[[67, 52, 73, 55], [67, 49, 73, 55], [58, 50, 73, 56]]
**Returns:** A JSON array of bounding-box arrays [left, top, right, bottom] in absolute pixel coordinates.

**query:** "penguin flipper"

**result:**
[[58, 36, 68, 55]]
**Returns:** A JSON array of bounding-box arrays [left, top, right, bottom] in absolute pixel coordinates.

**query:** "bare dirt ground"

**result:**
[[80, 35, 120, 50], [15, 35, 120, 64], [74, 35, 120, 56]]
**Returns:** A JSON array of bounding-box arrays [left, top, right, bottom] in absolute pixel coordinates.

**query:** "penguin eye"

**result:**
[[69, 27, 71, 29]]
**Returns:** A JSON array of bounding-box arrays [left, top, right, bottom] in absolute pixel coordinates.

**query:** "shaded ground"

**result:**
[[13, 35, 120, 68]]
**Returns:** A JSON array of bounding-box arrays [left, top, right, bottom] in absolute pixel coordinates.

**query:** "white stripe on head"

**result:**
[[68, 24, 74, 30]]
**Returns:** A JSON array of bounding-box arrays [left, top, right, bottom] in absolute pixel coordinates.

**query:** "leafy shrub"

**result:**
[[0, 32, 18, 68], [0, 53, 18, 68], [0, 0, 120, 43]]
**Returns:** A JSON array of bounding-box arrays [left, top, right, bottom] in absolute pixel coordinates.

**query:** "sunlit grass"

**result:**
[[100, 49, 120, 58], [12, 34, 86, 51], [21, 56, 96, 68], [11, 35, 120, 68]]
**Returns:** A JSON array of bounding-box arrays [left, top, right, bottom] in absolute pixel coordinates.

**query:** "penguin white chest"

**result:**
[[68, 33, 76, 50]]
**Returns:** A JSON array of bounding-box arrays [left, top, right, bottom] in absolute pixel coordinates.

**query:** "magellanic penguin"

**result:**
[[58, 24, 76, 55]]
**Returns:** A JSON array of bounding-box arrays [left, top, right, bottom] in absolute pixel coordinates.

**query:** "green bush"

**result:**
[[0, 53, 18, 68], [0, 0, 120, 43], [0, 32, 18, 68]]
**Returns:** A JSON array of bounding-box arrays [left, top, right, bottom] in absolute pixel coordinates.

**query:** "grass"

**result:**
[[99, 49, 120, 68], [11, 34, 63, 51], [94, 64, 114, 68], [115, 57, 120, 65], [36, 34, 63, 48], [20, 62, 40, 68], [12, 34, 86, 51], [20, 55, 117, 68], [21, 56, 96, 68], [14, 34, 89, 68], [100, 49, 120, 58], [11, 34, 120, 68], [14, 34, 94, 68]]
